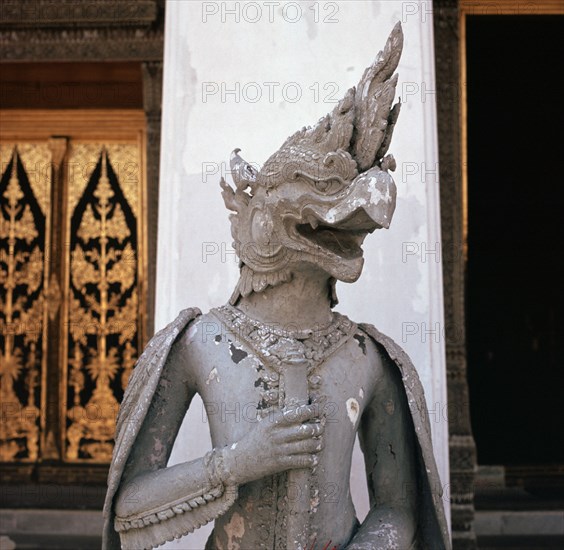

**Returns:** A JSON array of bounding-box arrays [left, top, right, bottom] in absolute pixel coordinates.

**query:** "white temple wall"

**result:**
[[156, 2, 449, 547]]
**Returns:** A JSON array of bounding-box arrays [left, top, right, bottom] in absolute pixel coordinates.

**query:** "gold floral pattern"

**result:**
[[0, 149, 47, 461], [66, 149, 140, 462]]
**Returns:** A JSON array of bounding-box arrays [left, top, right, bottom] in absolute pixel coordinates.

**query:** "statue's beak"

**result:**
[[307, 165, 397, 232]]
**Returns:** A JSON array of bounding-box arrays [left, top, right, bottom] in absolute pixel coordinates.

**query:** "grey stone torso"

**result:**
[[104, 307, 450, 550], [169, 311, 385, 549]]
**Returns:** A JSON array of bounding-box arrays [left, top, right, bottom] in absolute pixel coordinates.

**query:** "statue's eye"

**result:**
[[313, 179, 344, 195]]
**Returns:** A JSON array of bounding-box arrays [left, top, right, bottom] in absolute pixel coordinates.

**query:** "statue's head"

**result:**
[[221, 23, 403, 306]]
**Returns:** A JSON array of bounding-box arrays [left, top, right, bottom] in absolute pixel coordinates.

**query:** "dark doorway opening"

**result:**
[[466, 15, 564, 479]]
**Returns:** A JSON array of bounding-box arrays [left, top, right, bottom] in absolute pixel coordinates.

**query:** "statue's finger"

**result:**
[[275, 423, 324, 442], [280, 453, 319, 470], [280, 437, 324, 456], [281, 403, 319, 424]]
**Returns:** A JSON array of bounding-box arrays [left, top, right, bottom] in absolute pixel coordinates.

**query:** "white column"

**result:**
[[157, 2, 449, 547]]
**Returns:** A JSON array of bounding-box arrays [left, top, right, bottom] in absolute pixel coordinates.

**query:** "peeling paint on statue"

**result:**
[[224, 512, 245, 549], [346, 398, 360, 426], [102, 23, 451, 550], [206, 367, 220, 385]]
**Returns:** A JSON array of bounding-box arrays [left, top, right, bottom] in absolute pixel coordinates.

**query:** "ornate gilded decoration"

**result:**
[[67, 144, 104, 214], [0, 149, 48, 461], [16, 144, 52, 216], [66, 148, 139, 462], [1, 111, 147, 477], [0, 109, 147, 483], [45, 272, 62, 320], [105, 144, 142, 219]]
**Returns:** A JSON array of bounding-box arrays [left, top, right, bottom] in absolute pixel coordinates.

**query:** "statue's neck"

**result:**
[[235, 267, 333, 330]]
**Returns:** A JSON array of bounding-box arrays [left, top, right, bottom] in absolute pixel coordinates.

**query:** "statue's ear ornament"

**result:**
[[230, 148, 258, 194], [220, 148, 258, 220], [220, 177, 248, 213]]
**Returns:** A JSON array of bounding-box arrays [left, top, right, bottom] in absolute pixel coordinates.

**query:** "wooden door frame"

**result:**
[[433, 1, 563, 548], [0, 0, 164, 342], [459, 0, 564, 492], [0, 110, 149, 483], [0, 2, 163, 496]]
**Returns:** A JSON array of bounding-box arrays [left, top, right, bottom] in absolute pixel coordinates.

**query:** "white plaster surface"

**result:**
[[157, 2, 449, 547]]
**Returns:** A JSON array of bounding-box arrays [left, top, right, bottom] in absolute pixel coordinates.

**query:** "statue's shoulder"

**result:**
[[137, 307, 204, 359], [355, 322, 429, 417], [167, 308, 225, 355], [357, 322, 419, 380], [151, 307, 203, 345], [116, 307, 202, 424]]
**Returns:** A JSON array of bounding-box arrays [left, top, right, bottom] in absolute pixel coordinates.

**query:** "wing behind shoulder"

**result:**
[[358, 323, 452, 550], [102, 308, 201, 550]]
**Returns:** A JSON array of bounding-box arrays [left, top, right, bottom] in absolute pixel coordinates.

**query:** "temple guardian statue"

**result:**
[[103, 23, 451, 550]]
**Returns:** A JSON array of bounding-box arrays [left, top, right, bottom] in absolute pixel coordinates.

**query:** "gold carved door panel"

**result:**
[[0, 144, 50, 462], [0, 111, 147, 470]]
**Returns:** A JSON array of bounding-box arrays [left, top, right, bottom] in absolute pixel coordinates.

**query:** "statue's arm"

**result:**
[[113, 362, 218, 518], [112, 333, 240, 549], [111, 325, 323, 549], [347, 349, 417, 550]]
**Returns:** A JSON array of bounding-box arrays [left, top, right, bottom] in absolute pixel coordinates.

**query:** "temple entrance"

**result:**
[[0, 63, 149, 484], [465, 15, 564, 491], [0, 6, 164, 545]]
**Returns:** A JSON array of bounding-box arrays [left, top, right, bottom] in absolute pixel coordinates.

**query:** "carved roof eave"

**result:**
[[0, 32, 163, 62], [0, 0, 159, 28], [0, 0, 164, 62]]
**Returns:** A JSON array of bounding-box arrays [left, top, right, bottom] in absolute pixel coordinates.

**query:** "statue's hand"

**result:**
[[221, 404, 324, 486]]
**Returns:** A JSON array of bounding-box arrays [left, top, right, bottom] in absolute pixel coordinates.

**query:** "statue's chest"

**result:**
[[191, 312, 374, 446]]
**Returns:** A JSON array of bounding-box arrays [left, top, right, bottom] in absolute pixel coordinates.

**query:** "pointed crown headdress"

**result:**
[[225, 22, 403, 202]]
